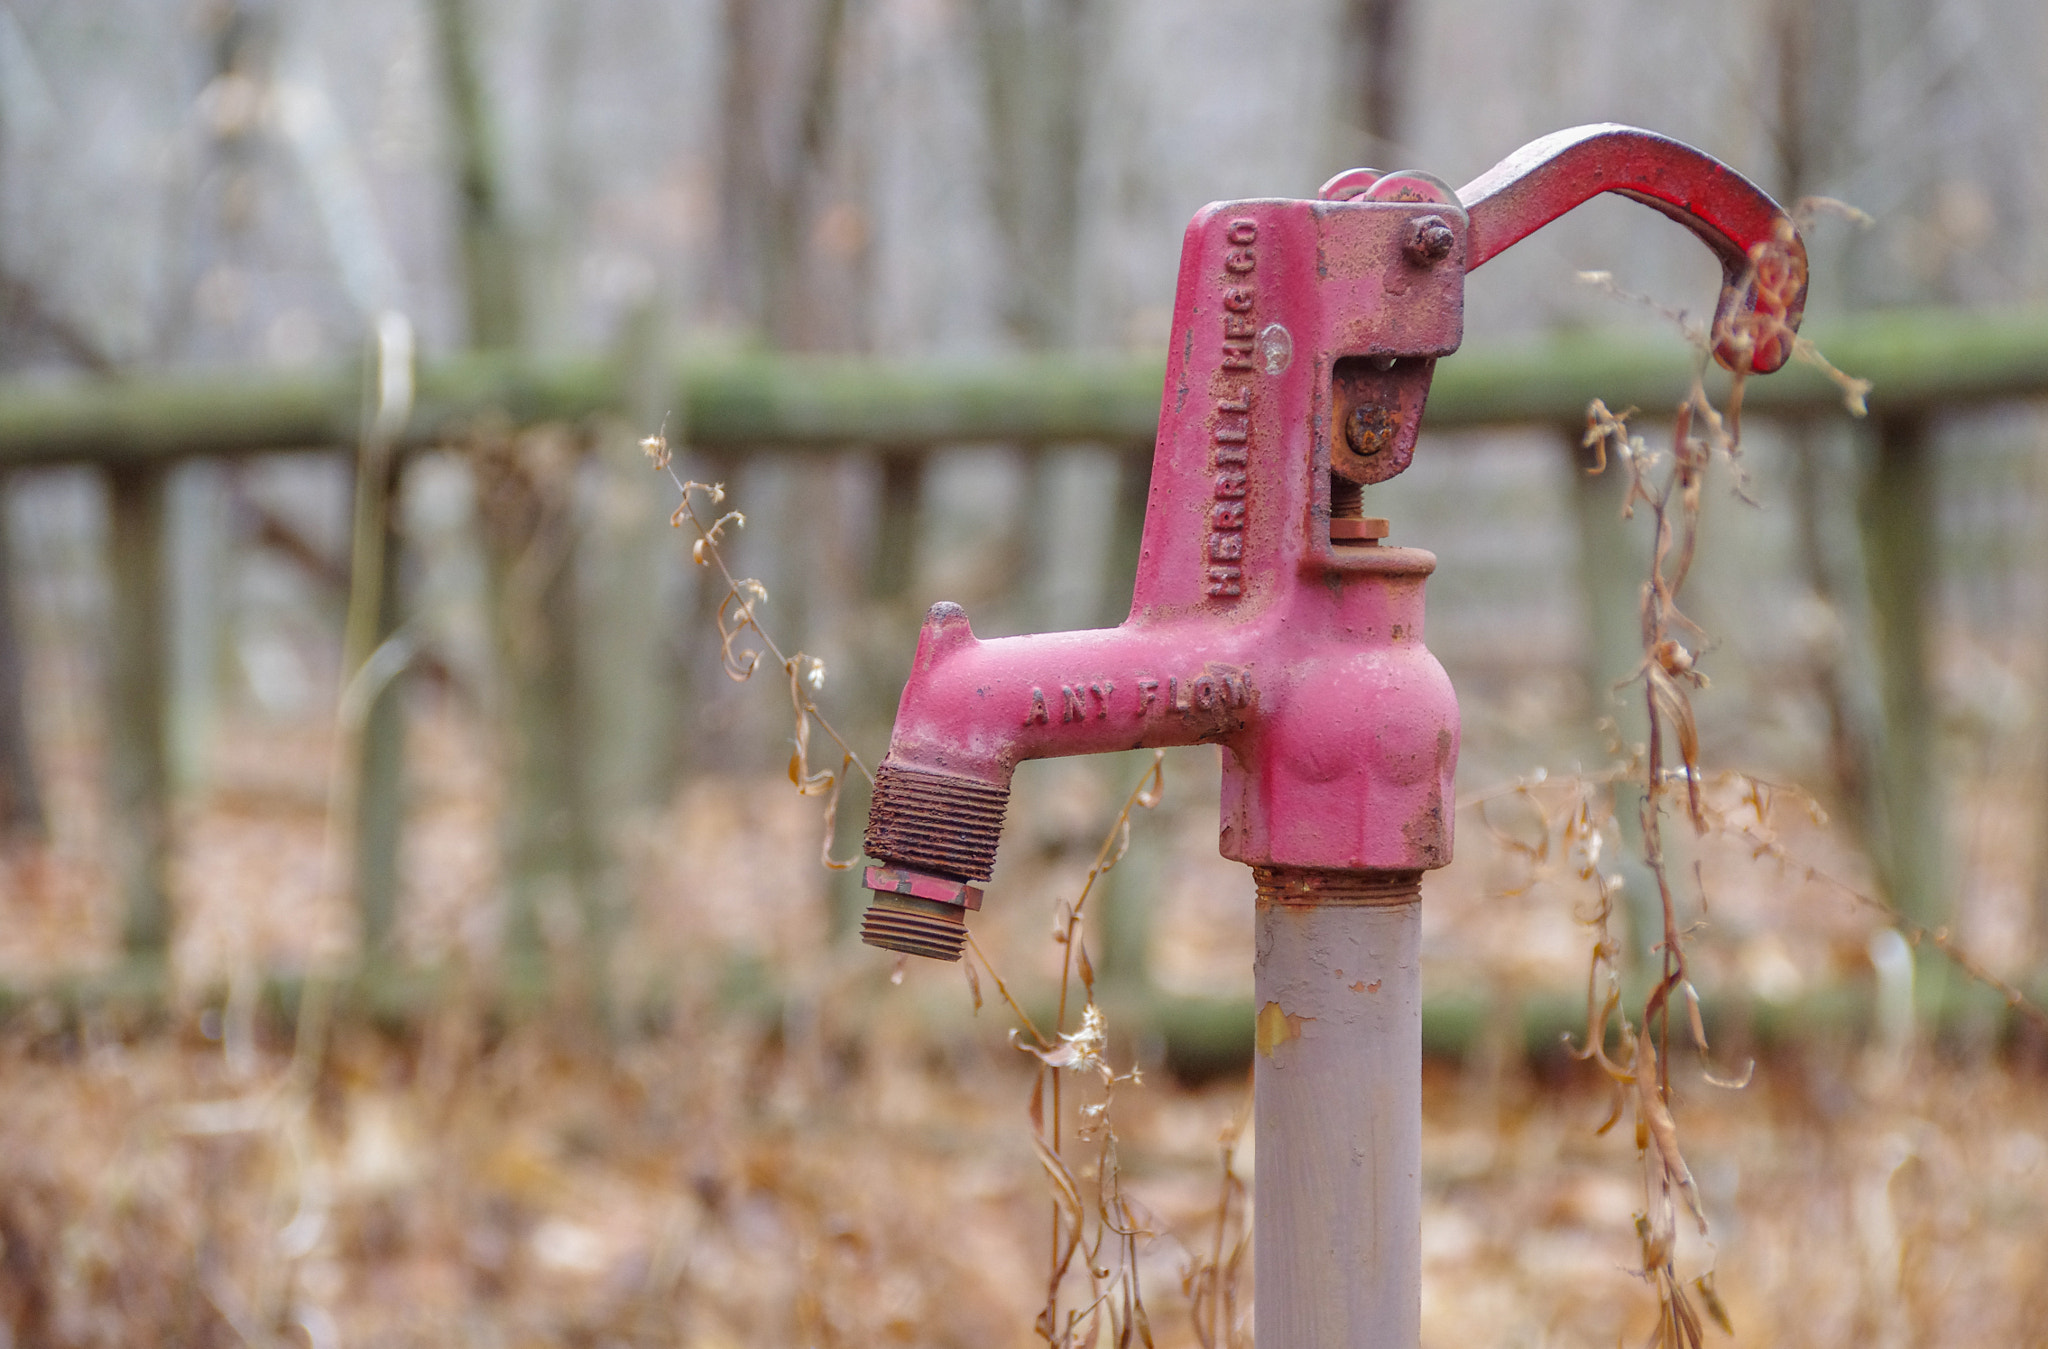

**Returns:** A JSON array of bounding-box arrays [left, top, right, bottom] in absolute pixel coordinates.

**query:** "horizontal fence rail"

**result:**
[[0, 304, 2043, 1040], [2, 307, 2046, 464]]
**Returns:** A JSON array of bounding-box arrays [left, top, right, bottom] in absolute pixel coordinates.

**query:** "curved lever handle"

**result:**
[[1457, 123, 1807, 374]]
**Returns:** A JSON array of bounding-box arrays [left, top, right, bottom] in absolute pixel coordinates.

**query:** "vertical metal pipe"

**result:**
[[1254, 868, 1421, 1349]]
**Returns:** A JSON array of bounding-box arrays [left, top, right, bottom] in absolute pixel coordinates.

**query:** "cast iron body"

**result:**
[[858, 123, 1808, 959], [856, 123, 1806, 1348]]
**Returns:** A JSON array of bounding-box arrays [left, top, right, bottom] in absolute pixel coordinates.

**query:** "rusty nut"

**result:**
[[1404, 215, 1455, 266], [1345, 403, 1397, 457]]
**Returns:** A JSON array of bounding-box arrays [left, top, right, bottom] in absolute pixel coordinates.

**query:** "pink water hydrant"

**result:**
[[860, 125, 1807, 1348]]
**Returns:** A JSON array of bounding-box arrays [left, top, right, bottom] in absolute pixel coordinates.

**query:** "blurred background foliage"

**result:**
[[0, 0, 2046, 1344]]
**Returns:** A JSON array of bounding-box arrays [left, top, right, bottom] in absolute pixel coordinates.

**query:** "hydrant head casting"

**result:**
[[858, 124, 1807, 960]]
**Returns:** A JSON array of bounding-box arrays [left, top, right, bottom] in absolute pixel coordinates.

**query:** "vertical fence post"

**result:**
[[105, 462, 172, 962], [473, 429, 596, 1002], [0, 475, 44, 841], [1096, 446, 1161, 997], [1565, 428, 1660, 976], [867, 449, 926, 604], [343, 444, 408, 962], [2034, 418, 2048, 980], [1859, 413, 1948, 982], [826, 445, 931, 941], [571, 309, 674, 995], [1788, 419, 1880, 842], [679, 446, 744, 776]]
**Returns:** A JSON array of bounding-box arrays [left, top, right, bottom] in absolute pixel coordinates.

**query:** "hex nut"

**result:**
[[1345, 403, 1398, 457], [1404, 215, 1455, 266]]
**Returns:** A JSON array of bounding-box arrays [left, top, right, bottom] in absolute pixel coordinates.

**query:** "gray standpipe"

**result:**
[[1254, 868, 1423, 1347]]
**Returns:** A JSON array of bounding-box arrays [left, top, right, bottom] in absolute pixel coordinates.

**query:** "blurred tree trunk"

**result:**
[[716, 0, 862, 351], [974, 0, 1089, 351], [1770, 0, 1885, 854], [715, 0, 881, 947], [1759, 0, 1955, 963], [1827, 0, 1951, 968], [434, 0, 595, 998], [1338, 0, 1410, 163], [432, 0, 524, 354], [974, 0, 1089, 637], [972, 0, 1170, 993], [711, 0, 864, 702]]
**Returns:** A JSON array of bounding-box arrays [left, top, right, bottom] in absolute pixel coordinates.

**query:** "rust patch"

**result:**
[[1401, 800, 1448, 865], [865, 763, 1010, 881], [1254, 867, 1421, 906], [1349, 979, 1381, 993], [1329, 356, 1434, 485], [1256, 1000, 1313, 1057]]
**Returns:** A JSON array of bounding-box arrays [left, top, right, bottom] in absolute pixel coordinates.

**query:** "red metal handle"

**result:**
[[1457, 123, 1807, 374]]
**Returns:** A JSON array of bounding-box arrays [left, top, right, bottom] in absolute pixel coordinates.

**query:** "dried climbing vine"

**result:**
[[649, 430, 1194, 1346], [1551, 207, 2048, 1344], [645, 426, 867, 870]]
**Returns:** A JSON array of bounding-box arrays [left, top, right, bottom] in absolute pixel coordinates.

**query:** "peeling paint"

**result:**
[[1256, 1000, 1313, 1056]]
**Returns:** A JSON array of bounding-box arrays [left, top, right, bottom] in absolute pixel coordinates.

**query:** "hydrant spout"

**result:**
[[860, 551, 1462, 960], [859, 601, 1265, 958], [878, 602, 1260, 781]]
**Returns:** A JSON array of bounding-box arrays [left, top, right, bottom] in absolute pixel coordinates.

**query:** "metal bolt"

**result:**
[[1330, 475, 1365, 519], [1329, 516, 1390, 544], [1345, 402, 1397, 458], [1404, 215, 1454, 266]]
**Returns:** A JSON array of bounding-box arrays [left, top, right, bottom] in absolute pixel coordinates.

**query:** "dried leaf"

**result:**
[[1683, 981, 1709, 1053], [1635, 1031, 1707, 1235], [1031, 1131, 1085, 1234], [1135, 750, 1166, 809], [1694, 1272, 1733, 1335]]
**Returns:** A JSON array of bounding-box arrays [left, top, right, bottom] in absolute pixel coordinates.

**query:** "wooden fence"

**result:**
[[3, 304, 2046, 1012]]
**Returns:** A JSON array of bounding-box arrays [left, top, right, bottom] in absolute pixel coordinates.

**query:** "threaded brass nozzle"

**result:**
[[859, 894, 968, 962]]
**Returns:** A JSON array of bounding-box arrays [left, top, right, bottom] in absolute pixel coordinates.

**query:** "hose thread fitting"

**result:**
[[860, 894, 969, 962], [863, 762, 1009, 881], [1253, 866, 1422, 907]]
